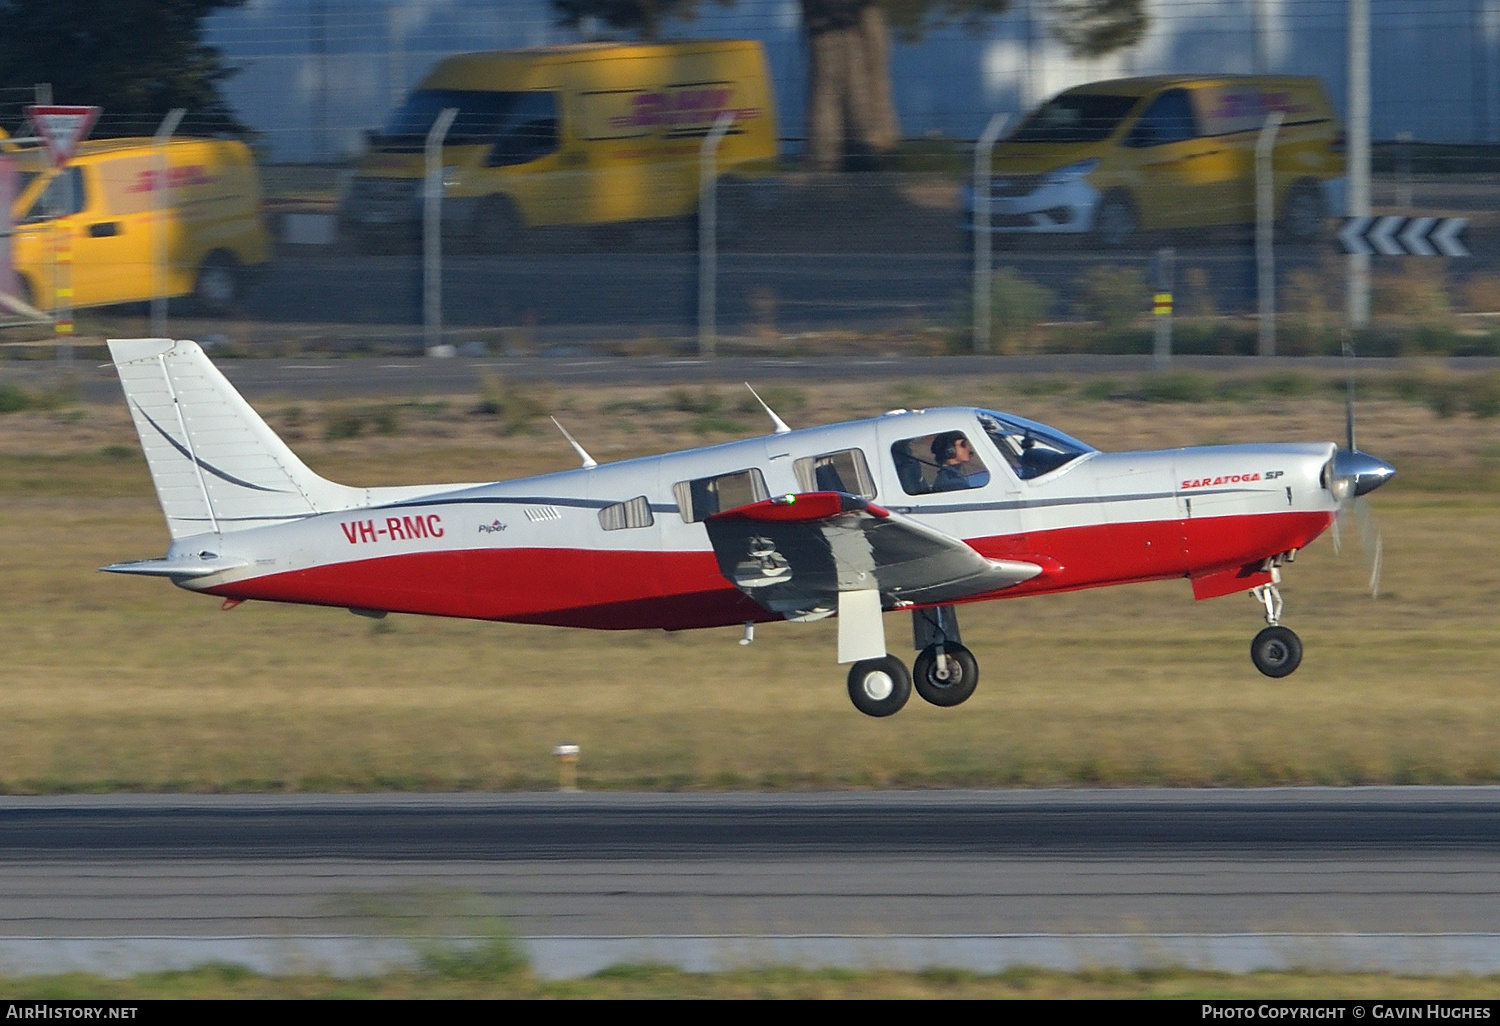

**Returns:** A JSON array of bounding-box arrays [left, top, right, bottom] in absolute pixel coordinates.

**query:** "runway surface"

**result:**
[[1, 789, 1497, 977]]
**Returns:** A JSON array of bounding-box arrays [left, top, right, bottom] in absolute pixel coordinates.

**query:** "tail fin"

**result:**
[[110, 338, 366, 539]]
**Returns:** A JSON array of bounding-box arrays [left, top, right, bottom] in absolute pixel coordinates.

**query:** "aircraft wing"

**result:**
[[704, 492, 1041, 618]]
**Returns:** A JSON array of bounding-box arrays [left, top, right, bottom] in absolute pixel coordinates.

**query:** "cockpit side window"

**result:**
[[977, 411, 1093, 480], [891, 432, 991, 495]]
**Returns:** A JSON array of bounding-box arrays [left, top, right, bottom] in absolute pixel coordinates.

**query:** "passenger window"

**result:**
[[1127, 89, 1198, 147], [23, 167, 84, 222], [673, 468, 768, 522], [598, 495, 654, 531], [891, 432, 990, 495], [793, 449, 876, 498]]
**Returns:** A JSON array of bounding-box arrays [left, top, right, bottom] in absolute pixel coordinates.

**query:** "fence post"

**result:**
[[1256, 109, 1284, 357], [698, 111, 734, 358], [423, 107, 457, 356], [1152, 247, 1175, 369], [151, 108, 185, 339], [972, 114, 1008, 354]]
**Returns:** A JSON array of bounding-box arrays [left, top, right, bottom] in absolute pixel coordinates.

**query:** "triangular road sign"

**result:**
[[25, 105, 101, 167]]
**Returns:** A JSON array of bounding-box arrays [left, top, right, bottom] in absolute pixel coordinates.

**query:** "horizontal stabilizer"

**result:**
[[101, 554, 250, 578]]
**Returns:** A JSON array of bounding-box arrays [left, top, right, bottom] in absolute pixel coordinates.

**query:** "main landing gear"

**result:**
[[846, 606, 979, 717], [1249, 566, 1303, 678]]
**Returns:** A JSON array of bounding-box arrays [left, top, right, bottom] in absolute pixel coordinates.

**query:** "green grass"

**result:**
[[2, 962, 1497, 999]]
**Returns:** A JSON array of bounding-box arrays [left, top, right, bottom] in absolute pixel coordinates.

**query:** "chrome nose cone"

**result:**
[[1332, 449, 1397, 497]]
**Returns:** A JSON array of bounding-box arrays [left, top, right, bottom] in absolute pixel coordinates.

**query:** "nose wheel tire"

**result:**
[[912, 644, 979, 707], [1251, 625, 1303, 678], [847, 655, 912, 718]]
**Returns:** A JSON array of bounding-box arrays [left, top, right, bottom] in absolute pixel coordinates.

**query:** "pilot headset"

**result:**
[[932, 433, 964, 464]]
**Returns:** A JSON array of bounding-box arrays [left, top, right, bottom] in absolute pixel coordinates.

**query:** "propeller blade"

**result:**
[[1352, 495, 1383, 598], [1342, 333, 1357, 454]]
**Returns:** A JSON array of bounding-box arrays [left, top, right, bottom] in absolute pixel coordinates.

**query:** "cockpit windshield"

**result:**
[[976, 410, 1095, 480]]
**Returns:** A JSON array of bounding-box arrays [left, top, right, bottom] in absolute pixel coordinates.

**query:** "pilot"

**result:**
[[930, 432, 974, 492]]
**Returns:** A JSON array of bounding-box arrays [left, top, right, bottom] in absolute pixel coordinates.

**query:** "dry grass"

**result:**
[[0, 375, 1497, 791]]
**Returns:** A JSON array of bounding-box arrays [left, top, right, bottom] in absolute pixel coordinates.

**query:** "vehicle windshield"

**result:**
[[1009, 94, 1141, 143], [976, 410, 1095, 480], [375, 89, 530, 150]]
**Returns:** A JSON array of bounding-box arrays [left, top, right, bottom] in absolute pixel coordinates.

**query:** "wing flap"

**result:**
[[705, 492, 1040, 615]]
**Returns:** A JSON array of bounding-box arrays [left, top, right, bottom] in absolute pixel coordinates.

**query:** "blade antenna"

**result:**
[[551, 417, 597, 469], [1342, 330, 1357, 453], [745, 383, 791, 434]]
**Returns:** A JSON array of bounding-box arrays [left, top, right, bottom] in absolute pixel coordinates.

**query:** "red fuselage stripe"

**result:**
[[205, 510, 1335, 630]]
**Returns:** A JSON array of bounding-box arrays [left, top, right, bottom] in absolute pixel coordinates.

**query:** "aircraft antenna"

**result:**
[[745, 383, 791, 434], [550, 417, 597, 469]]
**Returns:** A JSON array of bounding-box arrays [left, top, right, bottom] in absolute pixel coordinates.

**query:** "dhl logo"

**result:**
[[126, 165, 217, 193]]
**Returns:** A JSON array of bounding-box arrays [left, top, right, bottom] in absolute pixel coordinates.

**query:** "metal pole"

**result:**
[[972, 114, 1009, 355], [697, 111, 734, 358], [1346, 0, 1371, 329], [423, 107, 457, 356], [151, 108, 185, 339], [1152, 247, 1175, 369], [1256, 110, 1284, 357], [55, 169, 72, 362]]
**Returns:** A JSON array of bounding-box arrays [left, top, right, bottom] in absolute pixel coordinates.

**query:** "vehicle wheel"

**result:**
[[912, 643, 980, 707], [846, 655, 912, 718], [1251, 625, 1303, 678], [1280, 179, 1325, 242], [1092, 192, 1136, 249], [192, 252, 241, 316], [471, 196, 523, 255]]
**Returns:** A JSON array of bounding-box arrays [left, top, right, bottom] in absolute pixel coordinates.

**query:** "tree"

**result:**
[[0, 0, 249, 137], [551, 0, 1147, 171]]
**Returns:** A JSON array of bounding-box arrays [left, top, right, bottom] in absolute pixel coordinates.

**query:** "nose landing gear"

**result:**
[[1249, 572, 1302, 678]]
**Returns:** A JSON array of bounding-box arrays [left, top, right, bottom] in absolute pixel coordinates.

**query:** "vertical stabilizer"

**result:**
[[109, 338, 365, 539]]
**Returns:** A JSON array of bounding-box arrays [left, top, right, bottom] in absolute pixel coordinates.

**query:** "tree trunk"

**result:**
[[803, 0, 901, 171]]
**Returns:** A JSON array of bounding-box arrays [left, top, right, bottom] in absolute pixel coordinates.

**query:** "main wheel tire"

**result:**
[[846, 655, 913, 718], [1251, 625, 1303, 678], [912, 643, 980, 707], [471, 197, 523, 255], [1280, 179, 1326, 242], [1092, 192, 1137, 249], [192, 252, 241, 316]]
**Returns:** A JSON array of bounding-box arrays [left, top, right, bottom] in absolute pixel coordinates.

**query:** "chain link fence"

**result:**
[[0, 3, 1497, 361]]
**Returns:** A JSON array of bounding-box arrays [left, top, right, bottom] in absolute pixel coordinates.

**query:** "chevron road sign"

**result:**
[[1339, 216, 1469, 257]]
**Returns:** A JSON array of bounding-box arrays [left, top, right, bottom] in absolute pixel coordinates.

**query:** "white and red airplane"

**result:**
[[103, 337, 1395, 717]]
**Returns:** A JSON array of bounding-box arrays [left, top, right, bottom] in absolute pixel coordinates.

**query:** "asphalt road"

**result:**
[[3, 789, 1498, 942]]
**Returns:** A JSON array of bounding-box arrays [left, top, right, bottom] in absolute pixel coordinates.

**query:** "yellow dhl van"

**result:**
[[964, 75, 1345, 246], [342, 40, 778, 251], [6, 136, 271, 314]]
